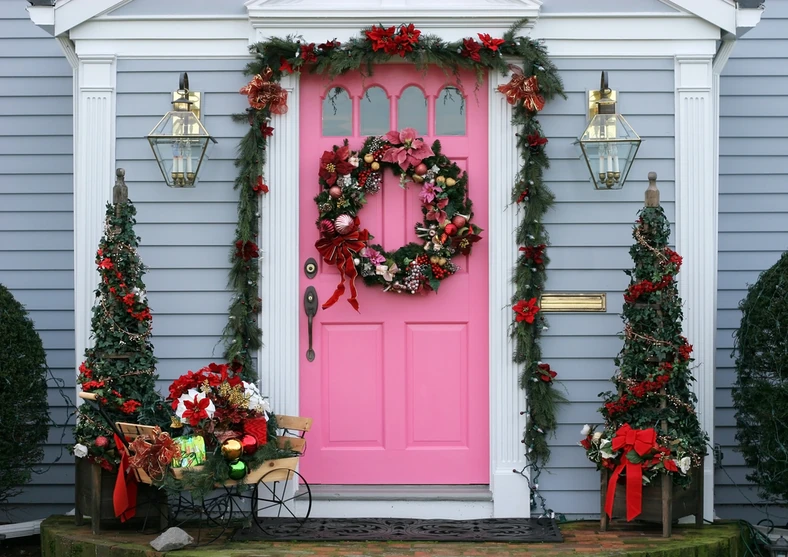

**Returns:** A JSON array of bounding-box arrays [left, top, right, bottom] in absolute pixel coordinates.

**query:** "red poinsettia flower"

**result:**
[[513, 297, 540, 324], [260, 125, 274, 137], [235, 240, 260, 261], [81, 380, 105, 392], [253, 176, 269, 194], [519, 243, 546, 265], [382, 128, 434, 171], [365, 25, 396, 52], [121, 292, 136, 306], [678, 336, 693, 361], [182, 395, 212, 426], [478, 33, 505, 52], [451, 232, 482, 256], [527, 134, 548, 148], [279, 57, 294, 74], [663, 459, 679, 473], [319, 145, 355, 186], [96, 248, 103, 258], [461, 38, 482, 62], [299, 43, 317, 64], [393, 24, 421, 57], [120, 400, 141, 415], [318, 40, 341, 51], [537, 362, 557, 382], [425, 198, 449, 224], [98, 258, 114, 270]]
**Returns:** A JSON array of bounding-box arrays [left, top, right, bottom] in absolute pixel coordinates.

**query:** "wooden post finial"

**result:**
[[645, 171, 660, 208], [113, 168, 128, 206]]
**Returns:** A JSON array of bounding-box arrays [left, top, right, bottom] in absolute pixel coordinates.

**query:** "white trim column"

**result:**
[[259, 73, 301, 416], [73, 55, 116, 379], [674, 55, 715, 522], [488, 69, 529, 518]]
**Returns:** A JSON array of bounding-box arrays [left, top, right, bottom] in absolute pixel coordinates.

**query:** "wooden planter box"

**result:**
[[74, 459, 168, 534], [600, 459, 704, 537]]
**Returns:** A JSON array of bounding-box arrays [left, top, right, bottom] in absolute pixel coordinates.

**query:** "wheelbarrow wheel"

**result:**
[[252, 467, 312, 536]]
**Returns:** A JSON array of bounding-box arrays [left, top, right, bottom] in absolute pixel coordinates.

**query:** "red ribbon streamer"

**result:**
[[315, 224, 369, 312], [604, 424, 657, 521], [113, 434, 138, 522]]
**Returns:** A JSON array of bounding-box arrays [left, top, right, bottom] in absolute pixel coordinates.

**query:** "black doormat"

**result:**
[[235, 517, 563, 542]]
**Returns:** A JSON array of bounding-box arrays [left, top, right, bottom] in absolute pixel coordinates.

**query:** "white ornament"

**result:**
[[73, 444, 88, 458], [678, 456, 692, 475], [353, 258, 360, 265]]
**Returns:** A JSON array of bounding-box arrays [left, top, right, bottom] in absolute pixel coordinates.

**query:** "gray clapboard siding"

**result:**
[[0, 0, 74, 522], [716, 0, 788, 522], [534, 57, 674, 518]]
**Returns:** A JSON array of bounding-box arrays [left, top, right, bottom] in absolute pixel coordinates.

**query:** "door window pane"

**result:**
[[397, 86, 427, 135], [436, 87, 466, 136], [360, 86, 389, 136], [322, 87, 351, 136]]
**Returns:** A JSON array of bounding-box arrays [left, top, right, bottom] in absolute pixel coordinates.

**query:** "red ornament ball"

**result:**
[[415, 163, 428, 176], [318, 219, 335, 237], [451, 215, 467, 228], [95, 436, 109, 448], [328, 186, 342, 199], [241, 434, 258, 455], [444, 223, 458, 236], [334, 214, 356, 235]]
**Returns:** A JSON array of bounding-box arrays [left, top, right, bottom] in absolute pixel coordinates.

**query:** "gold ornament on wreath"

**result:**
[[314, 128, 483, 311]]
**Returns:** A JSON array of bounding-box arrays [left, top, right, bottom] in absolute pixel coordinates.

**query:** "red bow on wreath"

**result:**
[[604, 424, 657, 521], [315, 218, 369, 312], [497, 65, 545, 112]]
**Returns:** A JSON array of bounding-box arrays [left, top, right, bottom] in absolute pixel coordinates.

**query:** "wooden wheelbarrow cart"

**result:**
[[75, 391, 313, 538]]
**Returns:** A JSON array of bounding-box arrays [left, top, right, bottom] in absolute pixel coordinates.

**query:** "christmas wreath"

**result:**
[[315, 129, 482, 311]]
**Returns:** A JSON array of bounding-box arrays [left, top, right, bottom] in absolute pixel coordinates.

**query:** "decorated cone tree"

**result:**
[[581, 173, 707, 522], [72, 169, 170, 470]]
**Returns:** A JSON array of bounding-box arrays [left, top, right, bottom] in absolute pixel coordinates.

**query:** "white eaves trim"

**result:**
[[662, 0, 764, 37], [53, 0, 133, 36], [26, 5, 54, 35]]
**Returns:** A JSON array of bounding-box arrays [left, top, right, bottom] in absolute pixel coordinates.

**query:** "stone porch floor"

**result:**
[[40, 515, 748, 556]]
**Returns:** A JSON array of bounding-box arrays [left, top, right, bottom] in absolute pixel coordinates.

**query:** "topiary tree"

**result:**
[[0, 284, 50, 505], [732, 251, 788, 504]]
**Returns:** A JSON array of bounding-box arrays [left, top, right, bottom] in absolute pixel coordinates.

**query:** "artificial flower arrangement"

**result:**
[[314, 128, 483, 310]]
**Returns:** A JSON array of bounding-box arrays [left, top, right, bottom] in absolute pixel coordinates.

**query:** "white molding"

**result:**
[[259, 73, 301, 419], [54, 0, 132, 36], [72, 55, 116, 395], [661, 0, 736, 35], [488, 69, 530, 518], [674, 55, 715, 523], [26, 5, 54, 35]]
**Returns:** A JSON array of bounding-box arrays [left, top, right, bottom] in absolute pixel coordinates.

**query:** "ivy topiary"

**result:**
[[732, 251, 788, 504], [0, 284, 50, 505]]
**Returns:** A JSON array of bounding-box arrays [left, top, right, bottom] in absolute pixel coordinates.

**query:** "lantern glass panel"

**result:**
[[578, 113, 641, 190], [147, 109, 213, 188]]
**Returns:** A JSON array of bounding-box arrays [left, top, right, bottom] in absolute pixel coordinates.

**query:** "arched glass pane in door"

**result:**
[[360, 86, 389, 136], [436, 87, 466, 136], [397, 86, 427, 135], [322, 87, 351, 136]]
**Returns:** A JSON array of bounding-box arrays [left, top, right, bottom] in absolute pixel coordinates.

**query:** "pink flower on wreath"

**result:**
[[361, 246, 385, 265], [382, 128, 434, 171], [425, 198, 448, 224], [419, 182, 442, 204]]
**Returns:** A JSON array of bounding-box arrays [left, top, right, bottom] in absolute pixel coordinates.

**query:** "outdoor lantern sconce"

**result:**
[[577, 71, 641, 190], [767, 536, 788, 557], [147, 73, 216, 188]]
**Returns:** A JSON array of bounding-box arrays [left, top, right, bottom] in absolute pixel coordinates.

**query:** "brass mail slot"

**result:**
[[540, 293, 606, 312]]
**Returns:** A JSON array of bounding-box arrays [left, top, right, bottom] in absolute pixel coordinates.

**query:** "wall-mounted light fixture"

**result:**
[[147, 73, 216, 188], [576, 71, 641, 190], [767, 536, 788, 557]]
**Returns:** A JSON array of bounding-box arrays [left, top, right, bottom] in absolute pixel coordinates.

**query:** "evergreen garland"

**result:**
[[732, 251, 788, 504], [228, 21, 565, 513]]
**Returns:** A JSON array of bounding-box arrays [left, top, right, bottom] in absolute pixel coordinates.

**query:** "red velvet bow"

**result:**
[[113, 434, 138, 522], [604, 424, 657, 521], [315, 224, 369, 312]]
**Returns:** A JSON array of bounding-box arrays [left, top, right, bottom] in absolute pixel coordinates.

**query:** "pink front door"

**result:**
[[298, 66, 489, 484]]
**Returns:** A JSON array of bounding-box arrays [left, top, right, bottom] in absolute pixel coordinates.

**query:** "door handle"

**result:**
[[304, 286, 318, 362]]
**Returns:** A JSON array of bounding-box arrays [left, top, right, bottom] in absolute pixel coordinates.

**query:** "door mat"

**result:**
[[235, 517, 563, 542]]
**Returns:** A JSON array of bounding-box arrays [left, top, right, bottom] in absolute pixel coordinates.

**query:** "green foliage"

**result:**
[[72, 200, 170, 469], [591, 206, 708, 486], [0, 284, 49, 504], [732, 251, 788, 504]]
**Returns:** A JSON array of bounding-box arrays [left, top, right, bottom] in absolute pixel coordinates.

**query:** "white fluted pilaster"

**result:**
[[489, 69, 529, 517], [674, 55, 715, 521], [74, 55, 116, 383], [260, 73, 301, 417]]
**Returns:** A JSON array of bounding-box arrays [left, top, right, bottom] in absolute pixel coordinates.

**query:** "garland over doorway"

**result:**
[[225, 21, 566, 515]]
